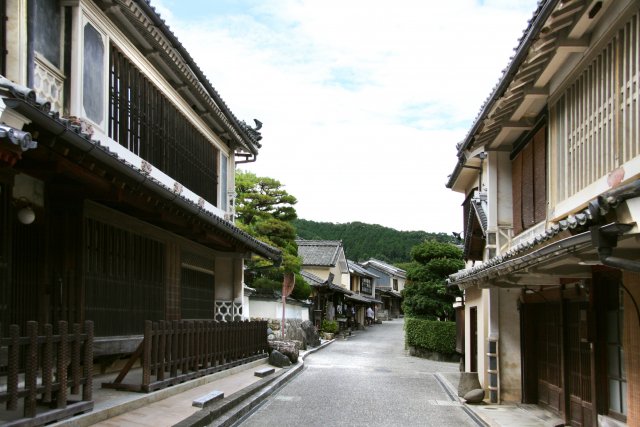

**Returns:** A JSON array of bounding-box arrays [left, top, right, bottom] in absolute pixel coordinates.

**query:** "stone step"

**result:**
[[254, 367, 275, 378], [192, 390, 224, 408]]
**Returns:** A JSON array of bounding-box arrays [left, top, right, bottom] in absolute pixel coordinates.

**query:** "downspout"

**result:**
[[235, 152, 257, 164], [590, 223, 640, 272]]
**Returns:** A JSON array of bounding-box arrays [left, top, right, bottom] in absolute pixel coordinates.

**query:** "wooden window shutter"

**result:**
[[521, 142, 535, 228], [533, 126, 547, 223], [512, 153, 523, 235]]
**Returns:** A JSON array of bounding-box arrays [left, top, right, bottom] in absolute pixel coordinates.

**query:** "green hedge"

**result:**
[[405, 318, 457, 355]]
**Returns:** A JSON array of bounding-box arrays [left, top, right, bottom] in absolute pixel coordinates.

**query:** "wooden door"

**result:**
[[566, 301, 593, 427], [536, 303, 564, 414]]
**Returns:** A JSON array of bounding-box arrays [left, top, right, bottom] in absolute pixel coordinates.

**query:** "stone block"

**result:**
[[254, 367, 275, 378], [192, 390, 224, 408], [463, 388, 485, 404]]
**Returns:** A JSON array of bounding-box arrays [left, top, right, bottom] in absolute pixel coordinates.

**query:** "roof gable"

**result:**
[[296, 240, 344, 267]]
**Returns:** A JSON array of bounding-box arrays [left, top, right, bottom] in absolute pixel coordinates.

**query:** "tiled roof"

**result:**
[[296, 240, 343, 267], [2, 91, 281, 262], [471, 195, 488, 234], [360, 259, 406, 279], [300, 270, 326, 286], [449, 178, 640, 288], [347, 260, 379, 278]]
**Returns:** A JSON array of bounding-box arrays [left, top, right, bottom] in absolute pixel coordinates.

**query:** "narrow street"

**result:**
[[237, 320, 480, 427]]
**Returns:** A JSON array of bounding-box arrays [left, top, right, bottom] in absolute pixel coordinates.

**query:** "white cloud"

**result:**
[[152, 0, 539, 232]]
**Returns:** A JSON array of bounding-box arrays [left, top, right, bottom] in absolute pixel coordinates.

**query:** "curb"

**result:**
[[52, 358, 269, 427], [174, 340, 334, 427]]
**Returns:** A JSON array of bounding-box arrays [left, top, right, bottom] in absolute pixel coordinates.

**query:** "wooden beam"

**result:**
[[511, 87, 548, 121], [535, 36, 590, 87]]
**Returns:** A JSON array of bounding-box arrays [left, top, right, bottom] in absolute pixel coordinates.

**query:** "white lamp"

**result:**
[[17, 205, 35, 225]]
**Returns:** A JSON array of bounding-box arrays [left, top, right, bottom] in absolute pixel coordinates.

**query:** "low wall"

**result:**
[[249, 298, 310, 321]]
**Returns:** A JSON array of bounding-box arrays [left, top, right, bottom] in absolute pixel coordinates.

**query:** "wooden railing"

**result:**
[[0, 321, 94, 427], [103, 319, 268, 393]]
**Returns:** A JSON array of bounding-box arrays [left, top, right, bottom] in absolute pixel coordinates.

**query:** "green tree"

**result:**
[[235, 170, 311, 300], [401, 240, 464, 320]]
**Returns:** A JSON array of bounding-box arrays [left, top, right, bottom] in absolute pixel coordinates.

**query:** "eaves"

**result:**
[[5, 96, 282, 262]]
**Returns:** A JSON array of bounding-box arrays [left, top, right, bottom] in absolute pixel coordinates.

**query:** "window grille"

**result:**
[[181, 268, 215, 320], [109, 44, 219, 206], [553, 11, 640, 201], [84, 217, 165, 336]]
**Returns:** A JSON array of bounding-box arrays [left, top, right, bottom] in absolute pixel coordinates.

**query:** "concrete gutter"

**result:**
[[175, 340, 335, 427]]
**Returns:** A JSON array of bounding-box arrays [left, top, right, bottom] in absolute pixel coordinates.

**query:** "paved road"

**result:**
[[237, 319, 480, 427]]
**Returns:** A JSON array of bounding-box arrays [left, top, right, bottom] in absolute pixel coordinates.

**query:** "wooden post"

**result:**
[[57, 321, 69, 409], [43, 323, 54, 402], [83, 320, 94, 401], [142, 320, 152, 388], [24, 321, 38, 418]]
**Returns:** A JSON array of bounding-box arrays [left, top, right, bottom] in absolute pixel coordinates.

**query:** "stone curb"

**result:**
[[174, 339, 334, 427]]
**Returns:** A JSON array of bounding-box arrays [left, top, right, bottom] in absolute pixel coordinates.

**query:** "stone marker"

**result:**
[[192, 390, 224, 408], [301, 320, 320, 347]]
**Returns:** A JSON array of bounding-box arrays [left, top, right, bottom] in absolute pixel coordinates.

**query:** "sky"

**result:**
[[150, 0, 540, 233]]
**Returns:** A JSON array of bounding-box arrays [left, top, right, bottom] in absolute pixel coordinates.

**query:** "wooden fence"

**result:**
[[0, 321, 94, 427], [103, 319, 269, 393]]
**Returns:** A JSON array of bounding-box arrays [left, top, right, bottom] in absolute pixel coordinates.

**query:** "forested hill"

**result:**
[[292, 219, 456, 264]]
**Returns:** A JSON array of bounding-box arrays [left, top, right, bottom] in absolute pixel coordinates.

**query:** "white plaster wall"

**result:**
[[215, 257, 234, 301], [498, 288, 522, 402], [249, 299, 310, 321], [5, 0, 28, 85]]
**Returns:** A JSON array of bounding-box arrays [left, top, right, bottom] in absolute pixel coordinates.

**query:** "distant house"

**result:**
[[296, 239, 350, 287], [296, 240, 355, 328], [347, 260, 380, 326], [447, 0, 640, 425], [360, 259, 405, 320]]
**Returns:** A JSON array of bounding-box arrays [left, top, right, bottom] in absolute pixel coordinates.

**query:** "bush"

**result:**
[[321, 319, 338, 334], [405, 317, 457, 355]]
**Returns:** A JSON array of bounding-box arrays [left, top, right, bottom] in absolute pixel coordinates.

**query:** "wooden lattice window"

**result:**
[[84, 217, 165, 336], [109, 44, 219, 206], [552, 10, 640, 201], [181, 267, 215, 320]]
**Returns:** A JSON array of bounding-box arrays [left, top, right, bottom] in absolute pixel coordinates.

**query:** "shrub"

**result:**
[[321, 319, 338, 334], [405, 317, 456, 355]]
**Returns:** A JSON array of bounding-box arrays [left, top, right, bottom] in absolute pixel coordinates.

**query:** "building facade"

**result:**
[[447, 1, 640, 425], [0, 0, 280, 358]]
